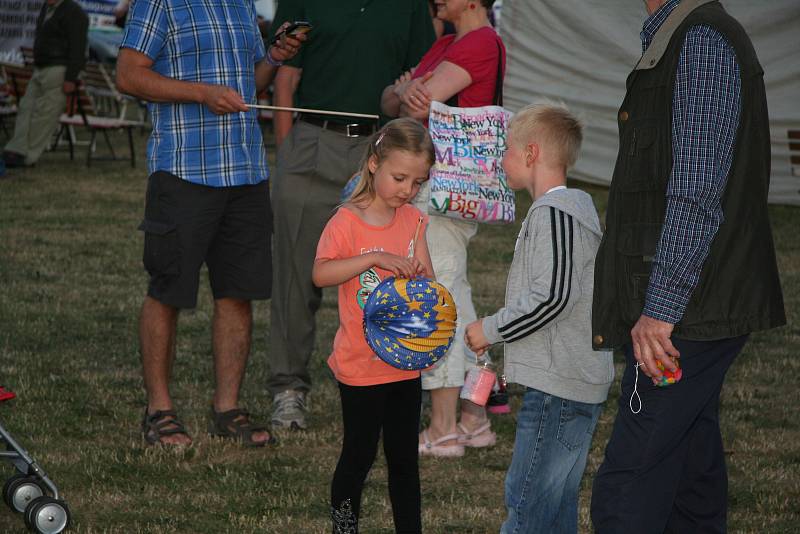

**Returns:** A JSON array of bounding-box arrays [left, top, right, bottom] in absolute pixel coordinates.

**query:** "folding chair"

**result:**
[[59, 63, 144, 167], [0, 63, 33, 142]]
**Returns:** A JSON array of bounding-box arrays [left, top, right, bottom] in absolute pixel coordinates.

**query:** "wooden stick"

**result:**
[[247, 104, 379, 120], [408, 216, 424, 259]]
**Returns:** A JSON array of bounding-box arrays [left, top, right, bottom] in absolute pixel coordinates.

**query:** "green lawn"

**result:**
[[0, 132, 797, 533]]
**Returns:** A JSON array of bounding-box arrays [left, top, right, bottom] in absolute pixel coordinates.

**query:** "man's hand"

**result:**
[[630, 314, 680, 382], [269, 22, 307, 62], [393, 70, 413, 88], [62, 80, 76, 95], [200, 85, 248, 115], [465, 319, 490, 356]]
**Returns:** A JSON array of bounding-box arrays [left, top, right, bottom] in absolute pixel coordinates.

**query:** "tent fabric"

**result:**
[[499, 0, 800, 205]]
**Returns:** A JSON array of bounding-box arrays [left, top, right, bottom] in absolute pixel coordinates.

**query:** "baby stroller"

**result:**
[[1, 387, 71, 533]]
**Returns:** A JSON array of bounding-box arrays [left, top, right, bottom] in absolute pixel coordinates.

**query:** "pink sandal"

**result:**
[[418, 429, 465, 457], [457, 421, 497, 448]]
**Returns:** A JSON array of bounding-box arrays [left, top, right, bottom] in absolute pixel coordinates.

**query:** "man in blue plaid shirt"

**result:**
[[591, 0, 785, 532], [116, 0, 305, 448]]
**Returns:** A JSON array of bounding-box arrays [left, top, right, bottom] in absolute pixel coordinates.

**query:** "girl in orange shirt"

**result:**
[[313, 118, 435, 533]]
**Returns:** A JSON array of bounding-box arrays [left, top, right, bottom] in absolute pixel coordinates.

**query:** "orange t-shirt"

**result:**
[[316, 204, 428, 386]]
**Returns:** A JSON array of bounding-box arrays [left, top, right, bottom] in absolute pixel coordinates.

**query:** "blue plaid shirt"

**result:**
[[640, 0, 741, 324], [121, 0, 269, 187]]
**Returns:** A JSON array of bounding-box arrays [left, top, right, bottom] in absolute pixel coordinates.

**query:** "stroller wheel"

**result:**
[[25, 496, 70, 534], [3, 474, 45, 513]]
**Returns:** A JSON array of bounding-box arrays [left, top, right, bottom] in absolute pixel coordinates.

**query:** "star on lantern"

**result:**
[[363, 276, 457, 371]]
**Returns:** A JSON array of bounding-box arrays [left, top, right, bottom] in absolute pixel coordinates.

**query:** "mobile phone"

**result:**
[[269, 21, 312, 45]]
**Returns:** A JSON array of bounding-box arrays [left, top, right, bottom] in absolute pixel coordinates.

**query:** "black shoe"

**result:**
[[2, 151, 26, 168]]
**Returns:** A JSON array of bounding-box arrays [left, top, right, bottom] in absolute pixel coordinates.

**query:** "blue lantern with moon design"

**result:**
[[363, 276, 458, 370]]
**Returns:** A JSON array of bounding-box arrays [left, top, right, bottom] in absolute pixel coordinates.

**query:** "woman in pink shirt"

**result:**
[[381, 0, 506, 458]]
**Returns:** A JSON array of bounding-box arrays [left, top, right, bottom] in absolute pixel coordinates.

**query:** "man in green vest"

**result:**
[[590, 1, 785, 532]]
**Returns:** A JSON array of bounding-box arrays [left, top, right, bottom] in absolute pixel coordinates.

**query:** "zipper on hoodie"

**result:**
[[507, 211, 529, 309]]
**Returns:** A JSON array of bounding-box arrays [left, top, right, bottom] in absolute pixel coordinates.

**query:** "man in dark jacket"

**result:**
[[2, 0, 88, 168], [590, 0, 785, 532]]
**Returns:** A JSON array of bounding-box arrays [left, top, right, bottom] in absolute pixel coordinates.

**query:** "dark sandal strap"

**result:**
[[209, 408, 274, 447], [142, 409, 190, 445]]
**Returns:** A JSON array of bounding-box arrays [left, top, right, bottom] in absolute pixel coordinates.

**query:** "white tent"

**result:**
[[498, 0, 800, 205]]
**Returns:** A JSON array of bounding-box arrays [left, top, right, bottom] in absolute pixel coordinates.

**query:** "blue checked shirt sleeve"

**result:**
[[253, 7, 266, 62], [120, 0, 168, 60], [643, 25, 741, 324]]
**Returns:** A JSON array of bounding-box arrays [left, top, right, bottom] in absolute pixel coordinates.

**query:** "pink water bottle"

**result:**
[[460, 361, 497, 406]]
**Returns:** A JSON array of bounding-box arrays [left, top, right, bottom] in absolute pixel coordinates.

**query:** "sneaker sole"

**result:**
[[271, 420, 307, 431]]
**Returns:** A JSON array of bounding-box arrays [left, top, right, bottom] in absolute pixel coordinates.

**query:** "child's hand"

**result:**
[[465, 319, 490, 356], [409, 257, 427, 277], [373, 252, 420, 279]]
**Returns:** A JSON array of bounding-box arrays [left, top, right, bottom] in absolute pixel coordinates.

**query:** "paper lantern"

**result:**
[[363, 277, 457, 370]]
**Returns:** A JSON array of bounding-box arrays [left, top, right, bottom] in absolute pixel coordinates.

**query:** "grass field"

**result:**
[[0, 132, 798, 533]]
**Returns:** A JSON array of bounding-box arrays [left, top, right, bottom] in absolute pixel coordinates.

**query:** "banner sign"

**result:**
[[1, 0, 119, 64], [77, 0, 119, 30], [0, 0, 40, 63]]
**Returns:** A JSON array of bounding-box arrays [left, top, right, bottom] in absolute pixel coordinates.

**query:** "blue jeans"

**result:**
[[501, 388, 603, 534]]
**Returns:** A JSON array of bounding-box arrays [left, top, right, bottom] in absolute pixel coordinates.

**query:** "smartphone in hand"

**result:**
[[269, 21, 312, 46]]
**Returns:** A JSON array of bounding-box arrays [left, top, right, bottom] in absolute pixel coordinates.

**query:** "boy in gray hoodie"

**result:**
[[465, 103, 613, 534]]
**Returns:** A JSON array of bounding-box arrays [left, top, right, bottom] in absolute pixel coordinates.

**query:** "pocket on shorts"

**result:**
[[138, 219, 180, 277], [556, 399, 598, 451]]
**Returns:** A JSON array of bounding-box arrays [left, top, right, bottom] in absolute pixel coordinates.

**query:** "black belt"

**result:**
[[298, 114, 377, 137]]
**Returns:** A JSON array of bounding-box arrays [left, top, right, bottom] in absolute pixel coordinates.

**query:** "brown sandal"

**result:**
[[141, 409, 192, 446], [208, 407, 276, 448]]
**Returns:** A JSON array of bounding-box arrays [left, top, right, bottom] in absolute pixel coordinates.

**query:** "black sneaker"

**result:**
[[487, 375, 510, 414], [2, 151, 26, 168]]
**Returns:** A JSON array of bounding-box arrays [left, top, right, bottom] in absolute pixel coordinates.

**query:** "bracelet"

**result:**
[[265, 46, 283, 67]]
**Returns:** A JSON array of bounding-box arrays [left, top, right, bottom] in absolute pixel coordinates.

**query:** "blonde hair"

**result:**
[[508, 102, 583, 169], [348, 118, 435, 207]]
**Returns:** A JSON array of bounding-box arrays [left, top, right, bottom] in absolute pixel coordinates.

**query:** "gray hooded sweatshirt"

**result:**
[[482, 188, 614, 404]]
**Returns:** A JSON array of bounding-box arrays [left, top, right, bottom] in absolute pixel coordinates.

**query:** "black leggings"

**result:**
[[331, 377, 421, 534]]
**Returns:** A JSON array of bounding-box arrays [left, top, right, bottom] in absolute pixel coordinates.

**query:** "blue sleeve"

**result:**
[[643, 25, 741, 324], [253, 2, 266, 63], [120, 0, 168, 60]]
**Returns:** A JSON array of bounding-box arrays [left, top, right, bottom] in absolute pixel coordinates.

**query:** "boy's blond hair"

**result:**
[[508, 102, 583, 169]]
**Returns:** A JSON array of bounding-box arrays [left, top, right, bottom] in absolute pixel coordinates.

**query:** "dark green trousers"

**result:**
[[268, 120, 369, 395]]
